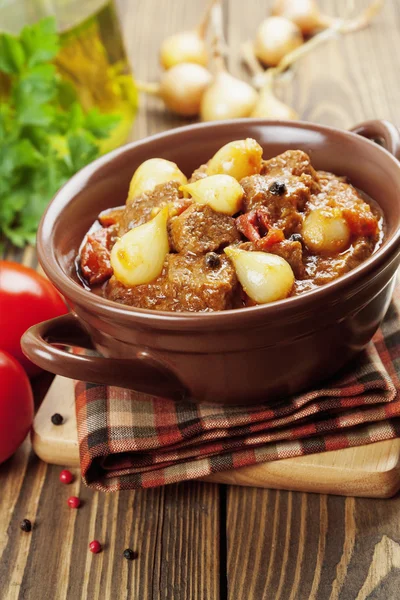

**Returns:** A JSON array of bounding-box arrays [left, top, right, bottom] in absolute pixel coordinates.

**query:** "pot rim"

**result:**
[[38, 118, 400, 328]]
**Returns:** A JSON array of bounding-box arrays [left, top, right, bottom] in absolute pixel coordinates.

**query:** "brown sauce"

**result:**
[[76, 148, 384, 312]]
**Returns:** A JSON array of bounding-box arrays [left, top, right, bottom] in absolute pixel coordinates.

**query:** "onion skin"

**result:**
[[200, 71, 258, 121], [110, 208, 169, 286], [160, 31, 208, 70], [224, 246, 295, 304], [271, 0, 329, 35], [251, 88, 298, 120], [302, 208, 351, 254], [254, 16, 303, 67], [159, 63, 212, 116], [180, 174, 244, 216], [207, 138, 263, 181]]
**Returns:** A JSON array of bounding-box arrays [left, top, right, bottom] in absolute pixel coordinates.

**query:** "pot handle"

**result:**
[[350, 119, 400, 160], [21, 313, 187, 401]]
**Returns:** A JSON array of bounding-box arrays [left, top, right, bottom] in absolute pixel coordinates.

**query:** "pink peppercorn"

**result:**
[[67, 496, 81, 509], [59, 470, 73, 484], [89, 540, 102, 554]]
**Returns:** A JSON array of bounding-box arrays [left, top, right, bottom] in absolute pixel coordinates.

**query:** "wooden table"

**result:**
[[1, 1, 400, 598]]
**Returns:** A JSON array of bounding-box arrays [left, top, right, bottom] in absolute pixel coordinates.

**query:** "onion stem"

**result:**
[[136, 81, 160, 95], [197, 0, 220, 38], [210, 0, 229, 72], [341, 0, 384, 33]]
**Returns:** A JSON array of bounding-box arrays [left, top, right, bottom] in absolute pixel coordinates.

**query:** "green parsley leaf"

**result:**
[[65, 130, 99, 173], [67, 102, 85, 130], [13, 64, 58, 117], [0, 16, 121, 248], [20, 17, 59, 68], [84, 108, 121, 139], [0, 33, 25, 74]]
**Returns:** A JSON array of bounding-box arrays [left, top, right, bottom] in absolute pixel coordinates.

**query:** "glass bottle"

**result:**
[[0, 0, 138, 151]]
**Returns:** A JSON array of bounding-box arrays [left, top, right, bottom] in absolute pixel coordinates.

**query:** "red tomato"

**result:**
[[0, 350, 34, 464], [0, 261, 68, 376]]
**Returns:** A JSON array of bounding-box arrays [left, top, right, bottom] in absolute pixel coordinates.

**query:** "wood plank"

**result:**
[[0, 446, 220, 600], [226, 489, 400, 600], [32, 375, 400, 499], [0, 1, 222, 599], [226, 0, 400, 596]]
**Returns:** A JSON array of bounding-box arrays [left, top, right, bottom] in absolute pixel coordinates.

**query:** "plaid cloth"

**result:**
[[76, 284, 400, 492]]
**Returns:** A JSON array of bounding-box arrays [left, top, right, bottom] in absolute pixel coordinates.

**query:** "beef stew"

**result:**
[[78, 139, 383, 312]]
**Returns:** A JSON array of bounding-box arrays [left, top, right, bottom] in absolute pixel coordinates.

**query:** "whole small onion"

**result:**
[[160, 31, 208, 70], [137, 63, 212, 118], [254, 16, 303, 67], [200, 71, 258, 121], [160, 63, 212, 116], [271, 0, 330, 35]]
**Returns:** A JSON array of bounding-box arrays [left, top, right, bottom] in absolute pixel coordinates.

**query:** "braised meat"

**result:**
[[118, 181, 186, 235], [305, 237, 376, 286], [106, 254, 238, 312], [169, 204, 240, 254], [189, 163, 208, 182], [78, 140, 383, 312]]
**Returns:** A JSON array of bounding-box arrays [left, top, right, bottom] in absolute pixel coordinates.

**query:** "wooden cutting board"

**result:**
[[32, 375, 400, 498]]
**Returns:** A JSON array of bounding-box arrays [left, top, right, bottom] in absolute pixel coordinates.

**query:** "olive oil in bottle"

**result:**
[[55, 2, 137, 151], [0, 0, 137, 151]]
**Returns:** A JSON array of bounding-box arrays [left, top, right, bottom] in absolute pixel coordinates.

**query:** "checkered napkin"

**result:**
[[76, 285, 400, 492]]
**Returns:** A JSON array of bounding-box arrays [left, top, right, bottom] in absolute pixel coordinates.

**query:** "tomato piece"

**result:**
[[0, 350, 34, 464], [0, 261, 68, 376], [342, 206, 378, 237], [256, 227, 285, 250], [80, 226, 117, 286], [236, 207, 270, 241]]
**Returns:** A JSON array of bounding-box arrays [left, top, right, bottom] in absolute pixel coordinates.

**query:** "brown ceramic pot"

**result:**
[[21, 119, 400, 405]]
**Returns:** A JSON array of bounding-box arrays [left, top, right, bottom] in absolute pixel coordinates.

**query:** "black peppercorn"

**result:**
[[20, 519, 32, 532], [269, 181, 287, 196], [289, 233, 303, 244], [51, 413, 63, 425], [123, 548, 137, 560], [205, 252, 221, 269]]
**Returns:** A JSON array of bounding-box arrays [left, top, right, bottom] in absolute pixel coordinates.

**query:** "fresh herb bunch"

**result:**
[[0, 17, 120, 248]]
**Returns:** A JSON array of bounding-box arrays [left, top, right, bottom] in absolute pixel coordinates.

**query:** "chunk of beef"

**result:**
[[80, 226, 117, 285], [304, 237, 375, 286], [169, 204, 240, 254], [317, 171, 348, 184], [118, 181, 186, 235], [267, 239, 305, 279], [261, 150, 320, 192], [241, 150, 321, 235], [105, 254, 238, 312], [167, 254, 238, 311], [106, 272, 169, 310], [189, 163, 208, 182], [240, 174, 305, 235]]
